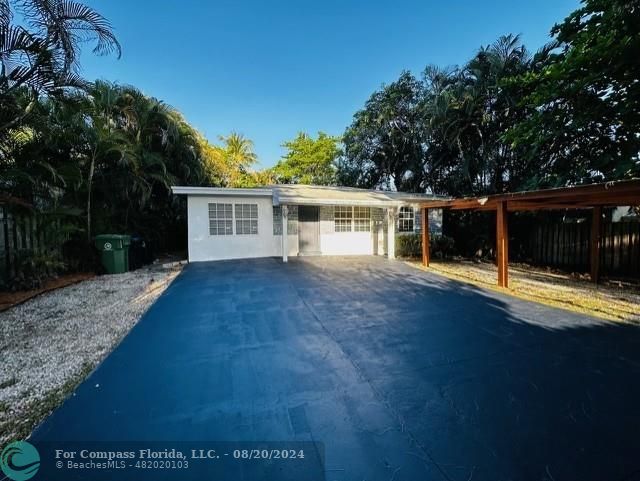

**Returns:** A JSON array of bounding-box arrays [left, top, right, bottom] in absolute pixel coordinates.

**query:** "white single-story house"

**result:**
[[171, 184, 443, 263]]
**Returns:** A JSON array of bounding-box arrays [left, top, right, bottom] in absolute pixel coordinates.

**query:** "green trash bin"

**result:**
[[94, 234, 130, 274]]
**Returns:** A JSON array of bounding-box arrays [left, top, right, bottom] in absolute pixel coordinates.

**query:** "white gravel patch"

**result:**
[[0, 265, 182, 442]]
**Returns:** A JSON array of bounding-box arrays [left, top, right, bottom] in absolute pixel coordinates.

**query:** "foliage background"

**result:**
[[1, 0, 638, 284]]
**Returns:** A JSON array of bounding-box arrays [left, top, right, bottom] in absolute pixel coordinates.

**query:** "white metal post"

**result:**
[[281, 205, 288, 263], [387, 207, 396, 259]]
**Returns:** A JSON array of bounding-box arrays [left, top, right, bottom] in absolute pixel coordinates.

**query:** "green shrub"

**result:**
[[395, 233, 455, 259], [396, 233, 423, 258], [9, 250, 66, 291]]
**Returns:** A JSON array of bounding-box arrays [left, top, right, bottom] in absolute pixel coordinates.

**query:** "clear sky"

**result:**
[[81, 0, 579, 168]]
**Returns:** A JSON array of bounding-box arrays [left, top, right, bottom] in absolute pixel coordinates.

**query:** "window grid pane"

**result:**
[[235, 203, 258, 235], [273, 206, 283, 235], [334, 206, 352, 232], [398, 206, 414, 233], [414, 208, 422, 233], [287, 206, 298, 235], [209, 203, 233, 235], [353, 206, 371, 232]]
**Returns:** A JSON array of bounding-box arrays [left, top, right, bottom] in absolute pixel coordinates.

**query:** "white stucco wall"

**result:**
[[187, 195, 295, 262], [316, 205, 387, 256], [320, 232, 376, 255], [186, 196, 416, 261]]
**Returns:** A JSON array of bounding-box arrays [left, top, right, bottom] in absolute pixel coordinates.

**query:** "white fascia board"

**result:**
[[171, 186, 273, 197], [275, 196, 406, 208]]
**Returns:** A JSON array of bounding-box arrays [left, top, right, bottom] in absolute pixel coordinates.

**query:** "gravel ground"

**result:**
[[409, 259, 640, 323], [0, 265, 182, 443]]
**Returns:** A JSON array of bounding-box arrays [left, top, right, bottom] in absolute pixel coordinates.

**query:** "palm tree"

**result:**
[[217, 132, 258, 187], [0, 0, 121, 133], [220, 132, 257, 168], [70, 81, 130, 239], [421, 34, 541, 195]]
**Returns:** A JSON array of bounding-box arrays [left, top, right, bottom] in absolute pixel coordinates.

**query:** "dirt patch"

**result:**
[[0, 273, 96, 312], [408, 259, 640, 323], [0, 265, 182, 443]]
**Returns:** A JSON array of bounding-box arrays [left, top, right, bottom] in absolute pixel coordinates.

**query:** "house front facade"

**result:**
[[171, 184, 443, 263]]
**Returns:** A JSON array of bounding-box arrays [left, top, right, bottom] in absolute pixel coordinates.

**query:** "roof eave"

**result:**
[[171, 186, 273, 197], [274, 196, 408, 207]]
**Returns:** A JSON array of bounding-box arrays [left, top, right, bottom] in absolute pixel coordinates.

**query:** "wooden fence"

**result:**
[[531, 220, 640, 278], [0, 206, 61, 283]]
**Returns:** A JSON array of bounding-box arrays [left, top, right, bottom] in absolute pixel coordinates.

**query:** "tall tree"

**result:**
[[216, 132, 259, 187], [338, 40, 539, 196], [271, 132, 340, 185], [338, 71, 426, 192], [1, 80, 215, 250], [0, 0, 121, 133], [424, 35, 545, 196], [505, 0, 640, 186], [77, 81, 131, 239]]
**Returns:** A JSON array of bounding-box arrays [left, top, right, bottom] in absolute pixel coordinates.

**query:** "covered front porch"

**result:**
[[276, 204, 399, 262], [272, 184, 442, 263]]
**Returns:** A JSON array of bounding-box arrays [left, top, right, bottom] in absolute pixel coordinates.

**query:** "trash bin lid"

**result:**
[[94, 234, 129, 250]]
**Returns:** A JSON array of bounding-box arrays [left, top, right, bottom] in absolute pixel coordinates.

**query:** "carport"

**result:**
[[419, 179, 640, 286]]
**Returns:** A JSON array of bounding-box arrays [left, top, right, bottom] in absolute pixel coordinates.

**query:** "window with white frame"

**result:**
[[235, 203, 258, 235], [353, 206, 371, 232], [398, 206, 414, 232], [272, 206, 283, 235], [209, 203, 233, 235], [287, 206, 298, 235], [414, 207, 422, 233], [334, 206, 352, 232], [273, 206, 298, 235]]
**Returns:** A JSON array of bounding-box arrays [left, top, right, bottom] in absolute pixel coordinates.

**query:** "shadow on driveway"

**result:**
[[31, 256, 640, 481]]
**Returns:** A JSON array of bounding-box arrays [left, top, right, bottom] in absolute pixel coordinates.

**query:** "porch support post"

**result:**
[[422, 207, 430, 267], [590, 206, 601, 283], [496, 200, 509, 288], [387, 207, 396, 259], [281, 205, 288, 263]]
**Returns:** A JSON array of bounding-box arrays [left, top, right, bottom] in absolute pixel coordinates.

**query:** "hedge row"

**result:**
[[395, 233, 455, 259]]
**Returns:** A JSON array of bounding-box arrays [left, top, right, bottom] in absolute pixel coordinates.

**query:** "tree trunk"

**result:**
[[87, 152, 96, 241]]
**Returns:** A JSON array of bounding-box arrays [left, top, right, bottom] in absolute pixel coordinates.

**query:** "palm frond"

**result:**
[[58, 0, 121, 58], [0, 0, 10, 27]]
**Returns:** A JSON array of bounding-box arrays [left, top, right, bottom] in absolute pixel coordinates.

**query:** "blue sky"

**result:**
[[81, 0, 579, 168]]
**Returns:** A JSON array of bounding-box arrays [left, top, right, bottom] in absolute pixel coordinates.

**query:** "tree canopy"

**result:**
[[504, 0, 640, 186], [2, 0, 638, 261], [271, 132, 340, 185], [201, 133, 270, 188], [338, 0, 640, 196], [1, 0, 121, 135], [0, 0, 268, 253]]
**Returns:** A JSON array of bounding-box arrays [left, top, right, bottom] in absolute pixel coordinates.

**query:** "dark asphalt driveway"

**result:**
[[32, 257, 640, 481]]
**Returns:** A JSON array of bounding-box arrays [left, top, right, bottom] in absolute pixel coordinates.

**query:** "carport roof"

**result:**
[[171, 184, 445, 207], [418, 178, 640, 211]]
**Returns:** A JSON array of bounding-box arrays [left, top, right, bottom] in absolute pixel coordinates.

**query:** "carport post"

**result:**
[[422, 208, 430, 267], [387, 207, 396, 259], [496, 200, 509, 288], [282, 205, 288, 263]]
